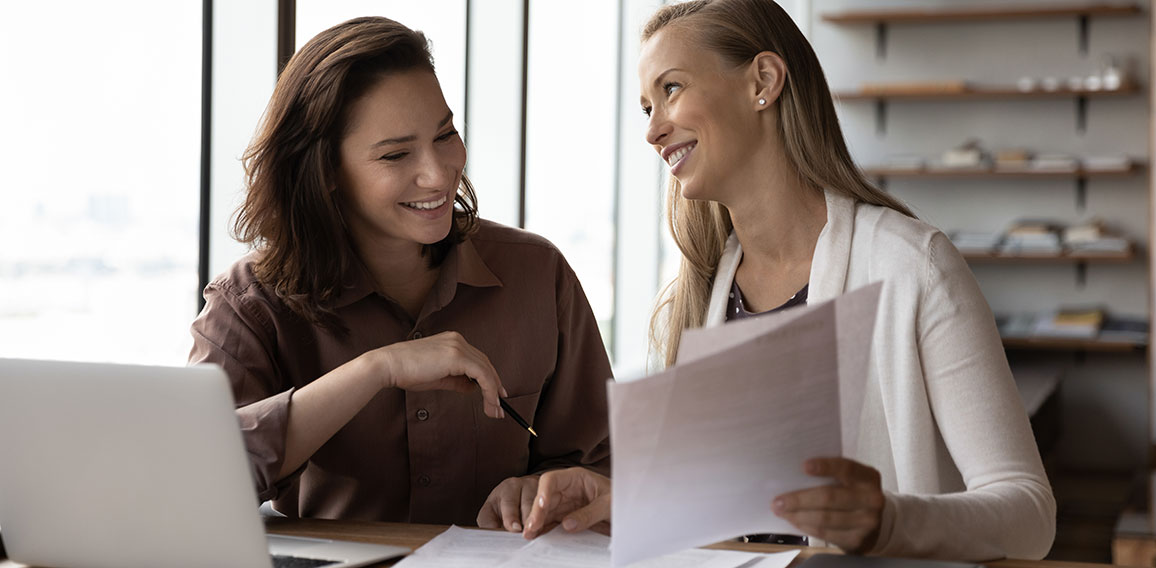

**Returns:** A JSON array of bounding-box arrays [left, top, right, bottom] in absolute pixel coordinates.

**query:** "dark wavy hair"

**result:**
[[234, 16, 479, 331]]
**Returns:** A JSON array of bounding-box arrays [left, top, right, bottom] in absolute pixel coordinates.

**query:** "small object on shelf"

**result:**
[[939, 139, 989, 169], [1016, 77, 1037, 92], [950, 230, 1003, 254], [994, 148, 1034, 171], [1001, 219, 1063, 255], [1102, 55, 1125, 90], [997, 313, 1041, 339], [1099, 315, 1150, 345], [1032, 306, 1105, 339], [1083, 155, 1133, 172], [1040, 76, 1060, 91], [1063, 219, 1130, 254], [1030, 153, 1078, 172], [1067, 76, 1085, 90]]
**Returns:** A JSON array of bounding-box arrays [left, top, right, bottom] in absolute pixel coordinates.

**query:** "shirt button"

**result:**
[[416, 408, 430, 421], [410, 331, 423, 340], [417, 474, 431, 487]]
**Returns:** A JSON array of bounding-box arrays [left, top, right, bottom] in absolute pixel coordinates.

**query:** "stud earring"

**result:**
[[758, 98, 767, 105]]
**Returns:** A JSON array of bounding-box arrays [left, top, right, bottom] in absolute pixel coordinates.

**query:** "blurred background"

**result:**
[[1, 0, 1154, 563]]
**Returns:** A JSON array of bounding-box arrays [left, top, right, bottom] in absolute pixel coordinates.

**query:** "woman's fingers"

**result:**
[[774, 485, 883, 513], [523, 468, 612, 539], [379, 331, 508, 419], [560, 494, 611, 533], [804, 457, 881, 488], [773, 457, 885, 554]]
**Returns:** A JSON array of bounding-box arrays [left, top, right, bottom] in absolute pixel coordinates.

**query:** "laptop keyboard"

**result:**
[[271, 554, 341, 568]]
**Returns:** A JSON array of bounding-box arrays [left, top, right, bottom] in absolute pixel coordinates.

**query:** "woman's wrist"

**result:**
[[361, 347, 395, 391]]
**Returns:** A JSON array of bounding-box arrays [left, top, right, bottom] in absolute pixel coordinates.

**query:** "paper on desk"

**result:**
[[608, 283, 881, 567], [392, 525, 528, 567], [494, 527, 799, 567], [396, 525, 798, 568]]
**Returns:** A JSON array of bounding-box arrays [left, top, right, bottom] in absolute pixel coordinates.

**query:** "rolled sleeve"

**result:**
[[189, 282, 299, 502]]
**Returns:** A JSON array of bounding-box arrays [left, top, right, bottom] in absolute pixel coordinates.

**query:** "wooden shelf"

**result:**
[[963, 250, 1136, 263], [1002, 337, 1146, 352], [836, 82, 1140, 101], [822, 4, 1142, 25], [863, 164, 1144, 179]]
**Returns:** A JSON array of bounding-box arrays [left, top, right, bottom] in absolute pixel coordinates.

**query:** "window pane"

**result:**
[[0, 1, 202, 364], [295, 1, 467, 120], [524, 1, 620, 351]]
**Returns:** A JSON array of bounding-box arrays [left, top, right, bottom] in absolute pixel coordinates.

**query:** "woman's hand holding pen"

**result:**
[[772, 457, 885, 554], [373, 331, 507, 419]]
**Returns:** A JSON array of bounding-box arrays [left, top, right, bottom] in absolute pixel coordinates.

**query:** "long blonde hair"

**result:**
[[646, 0, 914, 368]]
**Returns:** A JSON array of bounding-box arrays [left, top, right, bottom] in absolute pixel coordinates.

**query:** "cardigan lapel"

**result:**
[[808, 189, 855, 304], [705, 232, 742, 327], [705, 189, 856, 326]]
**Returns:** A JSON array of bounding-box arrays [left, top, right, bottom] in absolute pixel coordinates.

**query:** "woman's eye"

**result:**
[[641, 106, 652, 118], [663, 82, 681, 96], [435, 129, 459, 142], [380, 152, 408, 162]]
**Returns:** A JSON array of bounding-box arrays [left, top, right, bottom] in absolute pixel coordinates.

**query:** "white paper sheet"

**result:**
[[608, 283, 881, 567], [395, 526, 797, 568], [392, 525, 529, 567]]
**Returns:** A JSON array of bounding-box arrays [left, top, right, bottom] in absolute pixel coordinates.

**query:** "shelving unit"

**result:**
[[1003, 337, 1146, 352], [821, 5, 1142, 25], [815, 0, 1151, 498], [963, 249, 1136, 263], [822, 3, 1142, 58], [836, 82, 1140, 101], [836, 83, 1141, 135], [862, 163, 1144, 179]]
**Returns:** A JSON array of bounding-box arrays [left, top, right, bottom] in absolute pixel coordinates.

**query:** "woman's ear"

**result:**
[[750, 51, 786, 110]]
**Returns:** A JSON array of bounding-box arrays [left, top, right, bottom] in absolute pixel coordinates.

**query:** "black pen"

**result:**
[[499, 397, 538, 438], [471, 378, 538, 437]]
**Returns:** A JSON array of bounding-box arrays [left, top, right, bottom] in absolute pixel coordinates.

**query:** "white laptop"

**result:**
[[0, 358, 410, 568]]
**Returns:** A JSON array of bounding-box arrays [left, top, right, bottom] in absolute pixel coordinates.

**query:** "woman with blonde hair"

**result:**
[[189, 16, 609, 528], [521, 0, 1055, 561]]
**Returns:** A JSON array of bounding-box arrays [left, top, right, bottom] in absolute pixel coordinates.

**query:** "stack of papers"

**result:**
[[608, 283, 881, 566], [1031, 154, 1078, 171], [1032, 307, 1105, 339], [393, 526, 800, 568], [950, 231, 1003, 254], [1000, 220, 1063, 255]]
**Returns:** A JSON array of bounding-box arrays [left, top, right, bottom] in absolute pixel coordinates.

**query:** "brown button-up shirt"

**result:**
[[188, 220, 611, 525]]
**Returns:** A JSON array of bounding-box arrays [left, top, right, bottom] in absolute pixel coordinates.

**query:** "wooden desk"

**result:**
[[261, 518, 1114, 568], [0, 518, 1120, 567]]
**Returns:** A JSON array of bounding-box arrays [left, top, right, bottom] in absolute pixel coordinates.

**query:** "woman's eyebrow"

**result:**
[[370, 111, 455, 149]]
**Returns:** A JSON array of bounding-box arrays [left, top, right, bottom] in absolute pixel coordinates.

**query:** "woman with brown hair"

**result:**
[[522, 0, 1055, 561], [188, 16, 609, 529]]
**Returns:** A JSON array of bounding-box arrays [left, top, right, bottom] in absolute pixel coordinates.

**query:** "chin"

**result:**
[[678, 179, 710, 202], [417, 220, 454, 245]]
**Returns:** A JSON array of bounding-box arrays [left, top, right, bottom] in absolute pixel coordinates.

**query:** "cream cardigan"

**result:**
[[704, 190, 1056, 561]]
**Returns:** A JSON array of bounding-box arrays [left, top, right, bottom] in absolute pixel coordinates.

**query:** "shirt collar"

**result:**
[[331, 237, 503, 310]]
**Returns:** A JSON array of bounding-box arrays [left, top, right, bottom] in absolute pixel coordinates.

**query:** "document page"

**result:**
[[608, 283, 881, 567], [395, 526, 799, 568], [494, 527, 799, 568], [393, 525, 528, 567]]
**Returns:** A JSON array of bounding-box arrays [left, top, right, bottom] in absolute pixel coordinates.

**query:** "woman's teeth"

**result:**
[[403, 196, 447, 210], [667, 143, 695, 166]]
